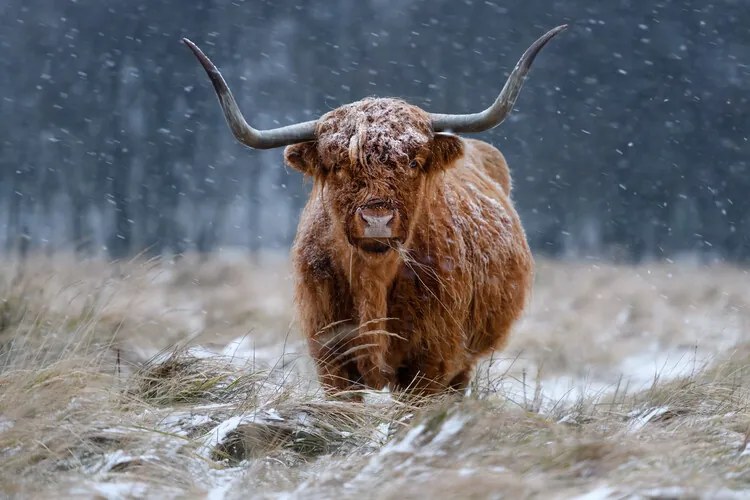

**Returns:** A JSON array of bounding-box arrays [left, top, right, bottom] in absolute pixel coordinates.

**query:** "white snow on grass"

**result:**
[[149, 345, 216, 365], [380, 422, 427, 455], [197, 409, 287, 459], [142, 335, 308, 371], [627, 406, 670, 433], [159, 412, 214, 437], [198, 415, 252, 459], [618, 344, 707, 389], [83, 450, 160, 474], [429, 414, 466, 448]]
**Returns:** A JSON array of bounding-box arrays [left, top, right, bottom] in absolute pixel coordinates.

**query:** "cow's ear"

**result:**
[[284, 142, 319, 176], [429, 133, 464, 171]]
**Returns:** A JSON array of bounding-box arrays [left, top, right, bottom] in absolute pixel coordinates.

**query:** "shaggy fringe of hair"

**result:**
[[317, 98, 433, 171]]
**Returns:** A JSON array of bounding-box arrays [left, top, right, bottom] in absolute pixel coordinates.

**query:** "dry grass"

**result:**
[[0, 252, 748, 498]]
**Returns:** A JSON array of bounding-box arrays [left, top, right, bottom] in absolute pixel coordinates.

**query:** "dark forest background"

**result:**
[[0, 0, 747, 261]]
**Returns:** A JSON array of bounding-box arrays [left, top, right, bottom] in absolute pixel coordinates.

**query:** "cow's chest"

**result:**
[[384, 258, 457, 336]]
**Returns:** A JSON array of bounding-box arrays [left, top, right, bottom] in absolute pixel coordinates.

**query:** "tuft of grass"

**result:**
[[129, 350, 258, 406]]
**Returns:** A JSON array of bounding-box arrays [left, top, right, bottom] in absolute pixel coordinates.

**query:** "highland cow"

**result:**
[[183, 25, 566, 397]]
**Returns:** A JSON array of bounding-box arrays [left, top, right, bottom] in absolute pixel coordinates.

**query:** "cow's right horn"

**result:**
[[183, 38, 318, 150], [430, 24, 567, 134]]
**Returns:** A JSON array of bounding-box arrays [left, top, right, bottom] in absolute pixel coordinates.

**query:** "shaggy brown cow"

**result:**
[[183, 25, 566, 397]]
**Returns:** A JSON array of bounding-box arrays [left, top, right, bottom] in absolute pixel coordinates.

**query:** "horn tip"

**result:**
[[181, 38, 210, 65], [550, 23, 568, 36], [551, 24, 569, 36]]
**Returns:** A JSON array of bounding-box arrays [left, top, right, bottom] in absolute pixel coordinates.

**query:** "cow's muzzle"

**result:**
[[350, 203, 403, 253], [359, 207, 395, 238]]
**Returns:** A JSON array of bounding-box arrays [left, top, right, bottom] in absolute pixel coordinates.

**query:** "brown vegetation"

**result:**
[[0, 255, 748, 498]]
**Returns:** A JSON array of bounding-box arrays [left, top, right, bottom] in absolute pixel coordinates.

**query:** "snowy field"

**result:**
[[1, 252, 748, 498]]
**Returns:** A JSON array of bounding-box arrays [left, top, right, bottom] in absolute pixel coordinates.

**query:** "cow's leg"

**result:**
[[447, 368, 473, 392], [394, 355, 471, 397], [307, 324, 367, 400], [353, 281, 393, 390], [394, 360, 451, 396], [296, 275, 367, 399]]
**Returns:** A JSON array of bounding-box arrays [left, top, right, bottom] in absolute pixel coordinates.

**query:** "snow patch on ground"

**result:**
[[221, 336, 293, 366], [0, 417, 14, 433], [573, 486, 618, 500], [487, 343, 711, 414], [618, 344, 706, 389], [205, 466, 248, 500], [89, 481, 149, 498]]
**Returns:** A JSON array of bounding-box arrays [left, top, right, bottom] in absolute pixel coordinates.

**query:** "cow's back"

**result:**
[[461, 138, 512, 195]]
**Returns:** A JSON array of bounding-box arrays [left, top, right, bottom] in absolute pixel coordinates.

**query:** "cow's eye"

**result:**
[[409, 160, 419, 169]]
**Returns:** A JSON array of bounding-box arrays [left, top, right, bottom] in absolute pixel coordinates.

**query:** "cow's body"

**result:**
[[292, 129, 532, 395]]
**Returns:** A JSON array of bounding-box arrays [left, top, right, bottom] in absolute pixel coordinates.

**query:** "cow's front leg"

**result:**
[[296, 275, 367, 399], [354, 284, 393, 390], [308, 322, 367, 400], [394, 350, 469, 397]]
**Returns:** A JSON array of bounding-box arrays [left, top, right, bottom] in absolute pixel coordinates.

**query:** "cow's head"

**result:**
[[183, 25, 566, 255], [285, 98, 463, 253]]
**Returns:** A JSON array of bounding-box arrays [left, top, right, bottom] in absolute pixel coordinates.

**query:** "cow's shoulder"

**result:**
[[293, 193, 338, 282]]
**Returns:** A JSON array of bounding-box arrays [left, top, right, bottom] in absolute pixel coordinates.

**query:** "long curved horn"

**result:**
[[182, 38, 317, 150], [430, 24, 567, 134]]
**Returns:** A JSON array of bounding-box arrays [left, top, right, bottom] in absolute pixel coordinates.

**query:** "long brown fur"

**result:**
[[285, 97, 533, 397]]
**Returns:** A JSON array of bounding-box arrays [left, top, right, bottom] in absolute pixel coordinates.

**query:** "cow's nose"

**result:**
[[359, 207, 395, 238], [360, 211, 394, 227]]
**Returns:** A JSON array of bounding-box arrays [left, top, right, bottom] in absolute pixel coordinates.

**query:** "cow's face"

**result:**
[[285, 98, 464, 254]]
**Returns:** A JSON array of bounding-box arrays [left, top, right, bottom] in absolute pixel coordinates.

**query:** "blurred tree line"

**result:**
[[0, 0, 747, 261]]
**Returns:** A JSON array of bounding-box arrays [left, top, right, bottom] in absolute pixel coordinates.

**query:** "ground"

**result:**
[[0, 252, 748, 499]]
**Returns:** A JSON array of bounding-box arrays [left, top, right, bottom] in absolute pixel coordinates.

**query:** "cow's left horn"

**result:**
[[183, 38, 318, 149], [430, 24, 567, 134]]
